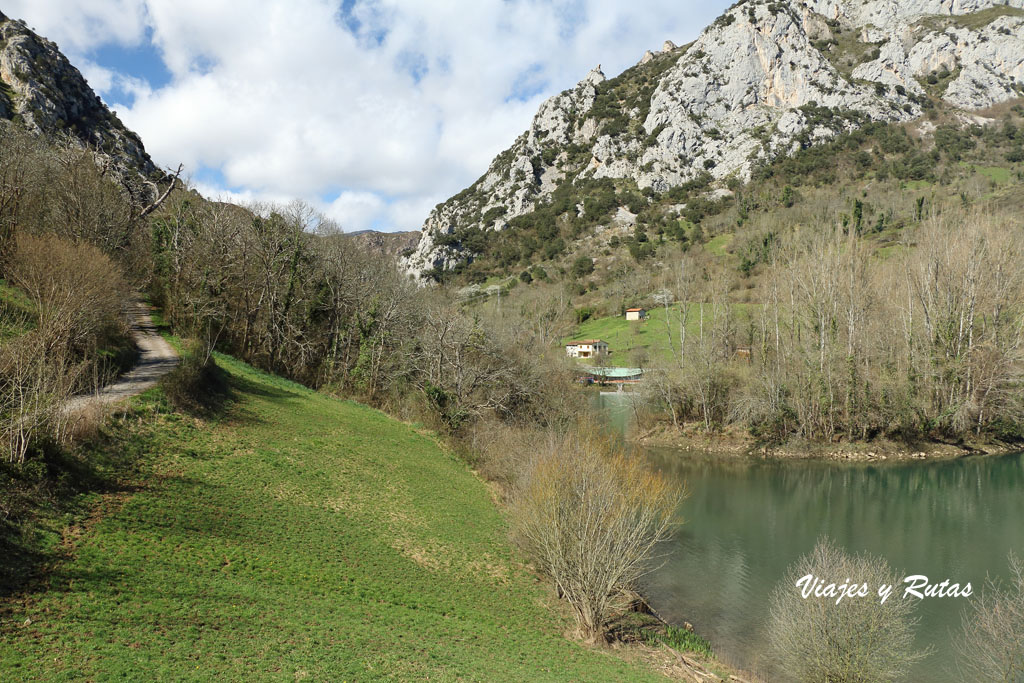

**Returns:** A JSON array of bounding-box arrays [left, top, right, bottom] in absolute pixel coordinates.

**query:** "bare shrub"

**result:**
[[463, 420, 548, 496], [955, 553, 1024, 682], [66, 401, 111, 443], [0, 333, 80, 464], [8, 233, 127, 354], [1, 234, 130, 462], [510, 427, 682, 642], [769, 538, 927, 682], [159, 340, 227, 415]]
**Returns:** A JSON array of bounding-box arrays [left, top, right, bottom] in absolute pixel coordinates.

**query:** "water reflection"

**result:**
[[641, 448, 1024, 681]]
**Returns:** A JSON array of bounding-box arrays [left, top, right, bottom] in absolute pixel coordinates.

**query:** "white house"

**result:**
[[565, 339, 609, 359], [625, 308, 647, 321]]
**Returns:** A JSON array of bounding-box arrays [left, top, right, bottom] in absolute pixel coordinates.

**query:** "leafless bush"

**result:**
[[1, 234, 129, 462], [0, 333, 81, 464], [66, 401, 110, 443], [955, 553, 1024, 682], [463, 420, 547, 496], [510, 427, 682, 642], [768, 538, 926, 682], [8, 233, 127, 355]]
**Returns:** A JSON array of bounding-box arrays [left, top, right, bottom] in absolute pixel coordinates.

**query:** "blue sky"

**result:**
[[7, 0, 733, 232]]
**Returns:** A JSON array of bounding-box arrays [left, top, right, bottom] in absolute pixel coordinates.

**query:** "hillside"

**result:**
[[402, 0, 1024, 280], [0, 352, 669, 681]]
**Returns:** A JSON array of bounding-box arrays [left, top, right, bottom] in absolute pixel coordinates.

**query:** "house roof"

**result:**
[[626, 308, 645, 312], [566, 339, 607, 346]]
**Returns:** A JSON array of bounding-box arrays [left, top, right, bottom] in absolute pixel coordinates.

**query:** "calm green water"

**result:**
[[593, 393, 1024, 681]]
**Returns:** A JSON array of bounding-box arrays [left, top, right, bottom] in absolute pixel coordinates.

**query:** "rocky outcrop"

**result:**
[[804, 0, 1024, 31], [402, 0, 1024, 279], [864, 11, 1024, 110], [629, 2, 915, 192], [345, 229, 420, 259], [0, 11, 162, 191], [403, 65, 607, 275]]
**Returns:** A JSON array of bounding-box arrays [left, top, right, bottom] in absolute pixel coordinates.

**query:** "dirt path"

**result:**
[[64, 300, 179, 414]]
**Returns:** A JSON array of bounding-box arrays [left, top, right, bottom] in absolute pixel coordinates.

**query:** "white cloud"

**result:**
[[4, 0, 148, 53], [325, 191, 386, 229], [4, 0, 734, 232]]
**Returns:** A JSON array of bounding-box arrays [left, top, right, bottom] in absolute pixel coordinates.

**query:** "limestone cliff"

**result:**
[[403, 0, 1024, 278], [0, 10, 162, 193]]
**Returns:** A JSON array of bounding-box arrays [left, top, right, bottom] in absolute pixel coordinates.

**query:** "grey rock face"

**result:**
[[403, 0, 1024, 279], [847, 3, 1024, 110], [633, 2, 913, 192], [0, 13, 161, 189], [805, 0, 1024, 31], [402, 65, 606, 276]]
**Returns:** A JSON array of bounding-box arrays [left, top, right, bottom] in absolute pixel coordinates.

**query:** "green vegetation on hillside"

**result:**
[[446, 98, 1024, 287], [565, 303, 755, 367], [0, 280, 33, 339], [0, 354, 663, 681], [917, 5, 1024, 32]]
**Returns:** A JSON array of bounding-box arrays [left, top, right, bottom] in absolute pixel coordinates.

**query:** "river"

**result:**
[[593, 391, 1024, 681]]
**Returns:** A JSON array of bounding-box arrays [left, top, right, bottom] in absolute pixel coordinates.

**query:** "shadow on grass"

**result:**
[[0, 440, 144, 599], [0, 523, 47, 598], [0, 462, 237, 606], [1, 371, 234, 607], [227, 370, 301, 401], [1, 350, 318, 615], [209, 363, 312, 431]]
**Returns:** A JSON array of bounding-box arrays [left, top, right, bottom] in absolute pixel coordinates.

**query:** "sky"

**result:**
[[6, 1, 733, 232]]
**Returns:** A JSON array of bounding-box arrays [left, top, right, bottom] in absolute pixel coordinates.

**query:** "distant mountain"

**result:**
[[345, 229, 420, 259], [403, 0, 1024, 278], [0, 10, 164, 197]]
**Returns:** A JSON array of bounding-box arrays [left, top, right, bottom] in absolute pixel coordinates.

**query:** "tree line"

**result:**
[[642, 208, 1024, 446]]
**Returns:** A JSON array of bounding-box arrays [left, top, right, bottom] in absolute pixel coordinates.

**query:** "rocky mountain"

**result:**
[[345, 229, 420, 259], [403, 0, 1024, 278], [0, 10, 162, 194]]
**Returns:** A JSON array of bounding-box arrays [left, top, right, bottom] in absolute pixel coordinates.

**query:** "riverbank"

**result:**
[[635, 422, 1023, 461]]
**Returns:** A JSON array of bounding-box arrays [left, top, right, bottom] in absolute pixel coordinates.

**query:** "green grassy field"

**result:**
[[974, 164, 1013, 185], [704, 233, 734, 257], [902, 179, 933, 192], [566, 303, 756, 367], [0, 354, 662, 681], [957, 161, 1015, 185]]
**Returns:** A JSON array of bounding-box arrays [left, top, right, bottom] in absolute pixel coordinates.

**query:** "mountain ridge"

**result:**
[[402, 0, 1024, 278]]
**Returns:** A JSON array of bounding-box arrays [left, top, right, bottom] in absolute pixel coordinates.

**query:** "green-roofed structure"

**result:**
[[577, 366, 644, 384]]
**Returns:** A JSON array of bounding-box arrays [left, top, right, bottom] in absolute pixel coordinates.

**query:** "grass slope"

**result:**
[[0, 354, 661, 681], [566, 304, 755, 367]]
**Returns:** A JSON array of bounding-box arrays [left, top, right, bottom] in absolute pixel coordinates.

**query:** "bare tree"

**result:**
[[511, 427, 682, 642], [769, 538, 927, 682], [955, 553, 1024, 682], [1, 234, 127, 462], [0, 333, 79, 464]]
